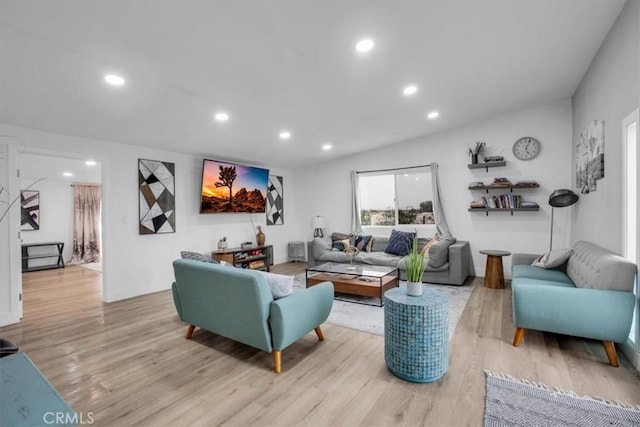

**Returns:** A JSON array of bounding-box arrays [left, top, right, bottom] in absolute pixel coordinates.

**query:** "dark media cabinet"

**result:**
[[211, 245, 273, 272]]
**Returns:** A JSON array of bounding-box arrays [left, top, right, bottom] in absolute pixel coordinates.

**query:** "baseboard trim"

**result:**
[[0, 311, 20, 327]]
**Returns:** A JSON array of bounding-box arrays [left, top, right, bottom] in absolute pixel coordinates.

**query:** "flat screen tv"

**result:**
[[200, 159, 270, 213]]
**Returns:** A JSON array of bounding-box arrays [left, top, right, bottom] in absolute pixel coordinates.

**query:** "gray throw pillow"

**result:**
[[531, 249, 571, 269], [180, 251, 218, 263], [427, 238, 457, 268], [255, 270, 294, 299]]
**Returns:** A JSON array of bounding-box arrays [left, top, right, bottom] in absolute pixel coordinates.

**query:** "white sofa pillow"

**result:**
[[256, 270, 294, 299], [532, 249, 572, 269], [219, 261, 294, 299]]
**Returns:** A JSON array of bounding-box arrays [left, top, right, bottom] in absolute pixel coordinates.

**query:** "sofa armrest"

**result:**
[[307, 241, 316, 267], [446, 241, 471, 285], [270, 281, 334, 350], [512, 253, 540, 266], [307, 238, 332, 267], [512, 284, 635, 342]]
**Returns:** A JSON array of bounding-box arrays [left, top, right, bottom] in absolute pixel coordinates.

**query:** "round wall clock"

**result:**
[[512, 137, 541, 160]]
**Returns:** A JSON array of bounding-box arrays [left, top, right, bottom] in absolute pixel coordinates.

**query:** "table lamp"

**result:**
[[312, 215, 327, 238]]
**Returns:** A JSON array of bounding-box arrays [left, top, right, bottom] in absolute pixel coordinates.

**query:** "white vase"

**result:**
[[407, 281, 423, 296]]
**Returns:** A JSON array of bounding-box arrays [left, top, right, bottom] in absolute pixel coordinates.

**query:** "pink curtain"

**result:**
[[70, 184, 102, 264]]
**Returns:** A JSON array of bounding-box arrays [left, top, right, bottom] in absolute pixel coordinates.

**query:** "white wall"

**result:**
[[19, 178, 75, 264], [571, 0, 640, 252], [0, 124, 299, 321], [291, 100, 574, 277], [0, 141, 14, 325]]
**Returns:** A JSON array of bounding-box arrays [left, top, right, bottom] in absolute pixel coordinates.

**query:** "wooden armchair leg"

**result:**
[[513, 327, 525, 347], [602, 341, 619, 367], [273, 350, 282, 374], [185, 324, 196, 339], [314, 326, 325, 341]]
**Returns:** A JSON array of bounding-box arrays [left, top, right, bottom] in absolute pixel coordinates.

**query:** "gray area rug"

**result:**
[[484, 370, 640, 426], [294, 274, 474, 340], [78, 261, 102, 273]]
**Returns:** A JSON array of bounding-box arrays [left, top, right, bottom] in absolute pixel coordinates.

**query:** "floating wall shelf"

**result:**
[[467, 161, 506, 172]]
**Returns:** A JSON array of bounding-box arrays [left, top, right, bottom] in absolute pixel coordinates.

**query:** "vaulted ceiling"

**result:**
[[0, 1, 626, 167]]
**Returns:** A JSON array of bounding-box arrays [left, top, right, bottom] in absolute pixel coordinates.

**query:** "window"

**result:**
[[359, 167, 434, 227]]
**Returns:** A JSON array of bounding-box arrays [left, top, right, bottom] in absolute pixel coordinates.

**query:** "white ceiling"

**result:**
[[0, 1, 626, 168], [19, 153, 102, 183]]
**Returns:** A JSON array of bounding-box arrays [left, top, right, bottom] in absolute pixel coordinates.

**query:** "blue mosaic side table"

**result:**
[[384, 287, 449, 383]]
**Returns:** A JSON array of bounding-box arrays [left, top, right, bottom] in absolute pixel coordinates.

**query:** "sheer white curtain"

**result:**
[[430, 163, 452, 238], [350, 171, 362, 233]]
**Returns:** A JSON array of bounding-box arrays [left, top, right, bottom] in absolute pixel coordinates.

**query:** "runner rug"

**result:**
[[484, 370, 640, 426]]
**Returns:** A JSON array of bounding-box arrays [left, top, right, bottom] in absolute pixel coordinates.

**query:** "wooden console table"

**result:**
[[21, 242, 65, 273]]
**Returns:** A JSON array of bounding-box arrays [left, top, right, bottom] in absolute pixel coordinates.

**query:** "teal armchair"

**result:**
[[172, 259, 333, 373]]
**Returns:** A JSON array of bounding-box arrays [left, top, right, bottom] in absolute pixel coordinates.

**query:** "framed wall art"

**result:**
[[138, 159, 176, 234], [21, 190, 40, 231], [266, 175, 284, 225], [576, 120, 605, 194]]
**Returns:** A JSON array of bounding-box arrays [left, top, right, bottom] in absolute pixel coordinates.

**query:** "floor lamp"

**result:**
[[548, 189, 579, 251]]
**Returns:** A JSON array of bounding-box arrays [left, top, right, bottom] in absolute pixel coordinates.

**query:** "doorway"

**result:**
[[622, 108, 639, 369], [18, 152, 104, 319]]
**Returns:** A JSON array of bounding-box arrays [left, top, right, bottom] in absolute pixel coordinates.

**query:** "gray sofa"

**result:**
[[307, 236, 471, 285]]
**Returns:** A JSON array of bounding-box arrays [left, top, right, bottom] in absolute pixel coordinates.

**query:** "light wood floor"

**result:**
[[2, 263, 639, 426]]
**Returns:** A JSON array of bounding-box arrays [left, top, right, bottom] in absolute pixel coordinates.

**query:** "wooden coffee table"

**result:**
[[306, 262, 399, 306]]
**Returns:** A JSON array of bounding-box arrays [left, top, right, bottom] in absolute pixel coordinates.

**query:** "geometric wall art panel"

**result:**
[[138, 158, 176, 234], [21, 190, 40, 231], [266, 175, 283, 225]]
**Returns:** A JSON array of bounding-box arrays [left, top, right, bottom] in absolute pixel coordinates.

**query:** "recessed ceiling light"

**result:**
[[427, 111, 439, 119], [279, 131, 291, 140], [403, 85, 418, 96], [322, 143, 332, 151], [355, 39, 374, 53], [214, 112, 229, 122], [63, 172, 73, 177], [85, 160, 97, 166], [104, 74, 125, 86]]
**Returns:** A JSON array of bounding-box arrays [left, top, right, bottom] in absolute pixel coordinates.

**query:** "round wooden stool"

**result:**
[[479, 250, 511, 289]]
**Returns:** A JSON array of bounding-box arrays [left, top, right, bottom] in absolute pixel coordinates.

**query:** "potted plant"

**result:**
[[218, 237, 227, 250], [405, 237, 425, 296]]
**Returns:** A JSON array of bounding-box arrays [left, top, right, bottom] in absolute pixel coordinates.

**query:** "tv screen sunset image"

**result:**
[[200, 160, 269, 213]]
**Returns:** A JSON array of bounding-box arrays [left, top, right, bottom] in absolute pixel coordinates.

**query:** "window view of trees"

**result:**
[[359, 169, 434, 226]]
